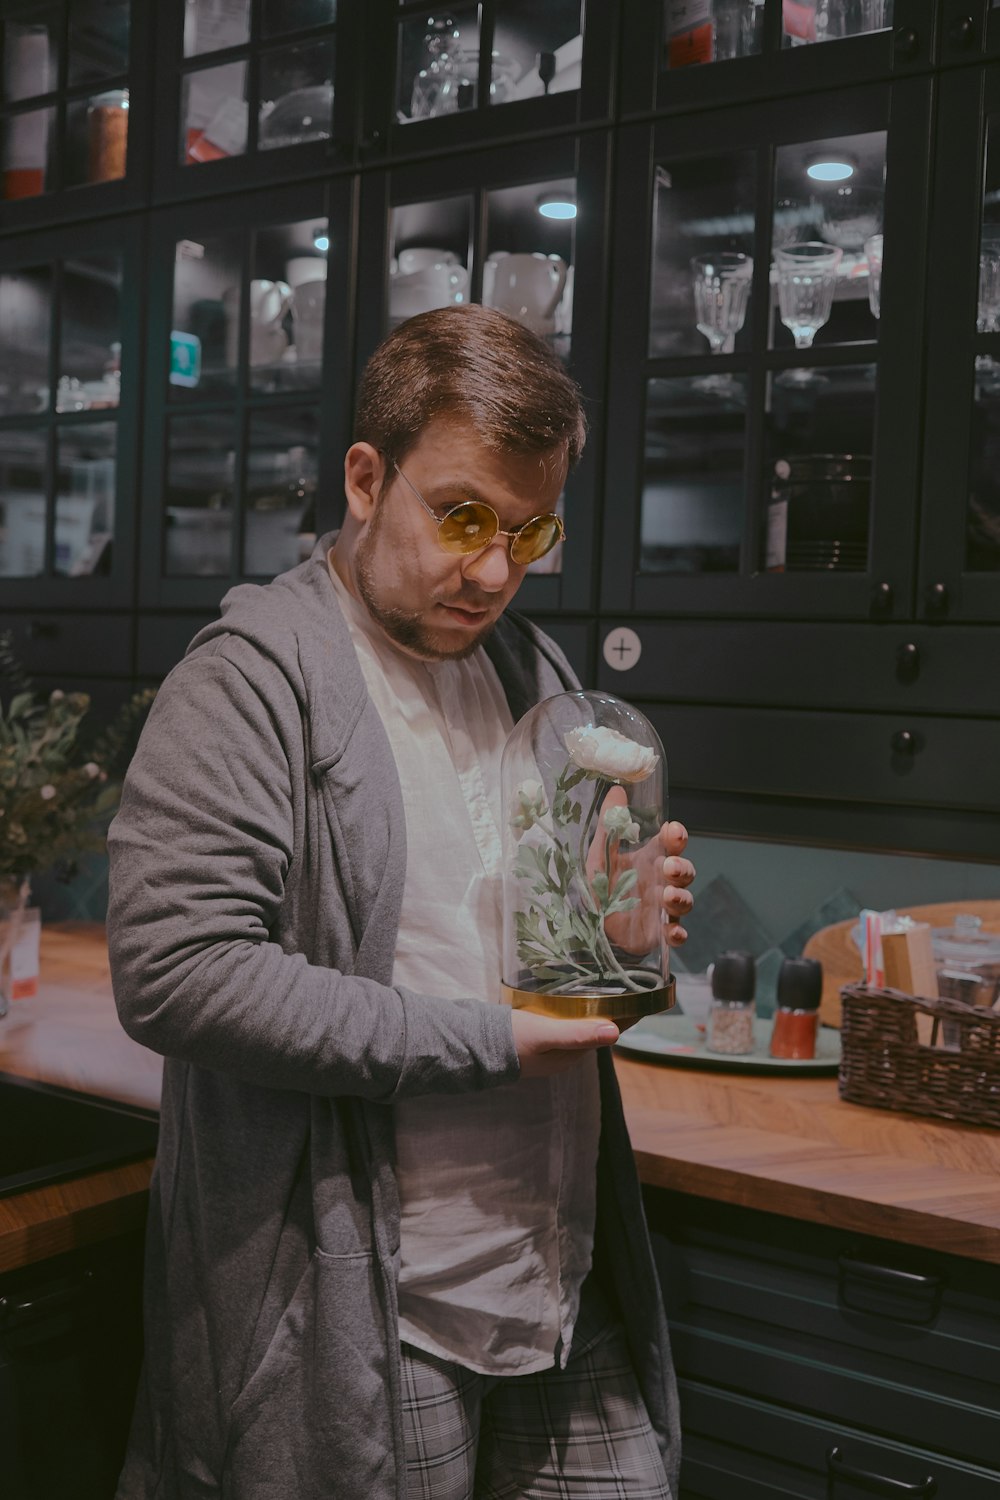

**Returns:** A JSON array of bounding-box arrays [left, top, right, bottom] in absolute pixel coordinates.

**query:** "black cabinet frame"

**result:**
[[137, 176, 356, 610], [601, 80, 933, 621]]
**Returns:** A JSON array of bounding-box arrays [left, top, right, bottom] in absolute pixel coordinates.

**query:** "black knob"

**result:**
[[361, 128, 383, 150], [925, 581, 949, 619], [893, 24, 920, 57], [949, 14, 978, 47], [870, 581, 893, 617], [896, 642, 920, 680], [891, 730, 916, 755]]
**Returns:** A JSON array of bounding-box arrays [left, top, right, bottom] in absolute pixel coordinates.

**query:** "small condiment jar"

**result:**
[[706, 951, 756, 1055], [769, 956, 822, 1060]]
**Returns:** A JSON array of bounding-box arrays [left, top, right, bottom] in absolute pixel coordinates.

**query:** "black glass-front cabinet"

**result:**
[[1, 0, 1000, 858]]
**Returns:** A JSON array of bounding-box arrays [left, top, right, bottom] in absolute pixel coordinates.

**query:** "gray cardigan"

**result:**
[[107, 536, 680, 1500]]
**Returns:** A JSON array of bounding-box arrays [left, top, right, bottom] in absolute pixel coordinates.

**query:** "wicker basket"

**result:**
[[839, 983, 1000, 1128]]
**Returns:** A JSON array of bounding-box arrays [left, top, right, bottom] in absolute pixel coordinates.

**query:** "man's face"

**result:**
[[352, 418, 566, 662]]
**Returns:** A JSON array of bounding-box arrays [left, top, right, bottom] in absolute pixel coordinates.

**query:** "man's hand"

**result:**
[[585, 787, 696, 955], [510, 1008, 619, 1078]]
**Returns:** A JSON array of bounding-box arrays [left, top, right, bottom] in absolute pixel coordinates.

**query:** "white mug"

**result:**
[[397, 246, 459, 275], [482, 253, 568, 336], [223, 279, 293, 366], [388, 263, 468, 322]]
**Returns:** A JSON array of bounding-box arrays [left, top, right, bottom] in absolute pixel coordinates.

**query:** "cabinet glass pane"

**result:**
[[979, 117, 1000, 334], [165, 413, 236, 575], [771, 130, 885, 351], [2, 105, 55, 198], [68, 0, 130, 86], [1, 15, 58, 103], [662, 0, 764, 69], [262, 0, 336, 36], [258, 38, 334, 150], [170, 233, 242, 399], [967, 367, 1000, 571], [781, 0, 892, 46], [54, 420, 115, 575], [181, 60, 248, 164], [397, 9, 480, 123], [491, 1, 582, 103], [243, 405, 318, 575], [183, 0, 251, 58], [59, 254, 122, 411], [484, 178, 575, 357], [389, 196, 472, 329], [65, 88, 129, 187], [0, 266, 52, 417], [249, 218, 327, 392], [763, 362, 875, 571], [650, 154, 756, 359], [0, 429, 47, 576], [640, 375, 748, 574]]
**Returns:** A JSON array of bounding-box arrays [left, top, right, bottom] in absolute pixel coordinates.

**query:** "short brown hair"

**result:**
[[353, 304, 587, 470]]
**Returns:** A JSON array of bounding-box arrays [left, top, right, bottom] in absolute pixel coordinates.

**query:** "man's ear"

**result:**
[[343, 443, 385, 524]]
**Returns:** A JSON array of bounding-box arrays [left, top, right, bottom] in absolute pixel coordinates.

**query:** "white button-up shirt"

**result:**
[[328, 559, 600, 1375]]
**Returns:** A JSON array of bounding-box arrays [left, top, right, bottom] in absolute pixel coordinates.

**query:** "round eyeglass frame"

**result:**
[[388, 458, 565, 565]]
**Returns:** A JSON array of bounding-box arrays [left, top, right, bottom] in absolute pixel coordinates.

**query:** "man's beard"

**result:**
[[354, 518, 497, 662]]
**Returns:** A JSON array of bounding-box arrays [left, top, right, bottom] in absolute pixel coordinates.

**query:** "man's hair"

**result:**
[[353, 304, 587, 470]]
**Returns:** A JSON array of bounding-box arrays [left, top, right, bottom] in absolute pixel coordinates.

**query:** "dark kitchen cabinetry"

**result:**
[[0, 0, 152, 232], [0, 0, 999, 857], [647, 1189, 1000, 1499], [1, 1229, 146, 1500], [0, 213, 144, 612]]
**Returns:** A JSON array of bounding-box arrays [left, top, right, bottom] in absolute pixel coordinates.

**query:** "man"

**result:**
[[108, 304, 695, 1500]]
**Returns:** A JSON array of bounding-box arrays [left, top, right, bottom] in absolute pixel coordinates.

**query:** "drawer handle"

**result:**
[[0, 1269, 94, 1330], [837, 1253, 943, 1323], [826, 1446, 937, 1496]]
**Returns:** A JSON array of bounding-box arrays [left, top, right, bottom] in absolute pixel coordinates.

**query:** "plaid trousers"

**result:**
[[399, 1280, 673, 1500]]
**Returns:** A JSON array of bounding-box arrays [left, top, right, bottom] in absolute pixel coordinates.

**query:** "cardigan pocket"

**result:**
[[223, 1248, 394, 1500]]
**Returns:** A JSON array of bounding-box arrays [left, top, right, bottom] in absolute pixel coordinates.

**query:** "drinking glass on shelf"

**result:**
[[691, 252, 753, 354], [977, 241, 1000, 334], [775, 241, 842, 349], [864, 233, 883, 320]]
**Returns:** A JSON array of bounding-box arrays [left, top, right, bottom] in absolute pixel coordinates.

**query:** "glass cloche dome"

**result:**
[[500, 690, 675, 1031]]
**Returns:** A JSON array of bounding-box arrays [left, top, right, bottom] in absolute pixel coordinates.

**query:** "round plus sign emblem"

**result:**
[[602, 627, 641, 672]]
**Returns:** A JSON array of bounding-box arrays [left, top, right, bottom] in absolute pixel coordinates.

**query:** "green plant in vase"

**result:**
[[0, 631, 155, 1001]]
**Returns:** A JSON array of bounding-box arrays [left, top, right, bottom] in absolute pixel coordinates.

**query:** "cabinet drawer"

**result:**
[[0, 613, 131, 681], [639, 703, 1000, 813], [648, 1193, 1000, 1470], [678, 1381, 1000, 1500], [597, 622, 1000, 717]]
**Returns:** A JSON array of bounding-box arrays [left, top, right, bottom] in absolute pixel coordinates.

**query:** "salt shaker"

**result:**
[[769, 956, 822, 1060], [706, 951, 756, 1055]]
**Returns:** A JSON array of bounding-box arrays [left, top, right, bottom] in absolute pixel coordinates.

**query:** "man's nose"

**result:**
[[461, 538, 514, 592]]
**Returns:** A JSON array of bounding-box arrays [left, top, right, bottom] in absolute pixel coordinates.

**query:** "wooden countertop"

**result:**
[[3, 925, 1000, 1273]]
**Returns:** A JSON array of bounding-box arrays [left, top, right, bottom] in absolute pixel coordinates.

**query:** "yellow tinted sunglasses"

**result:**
[[390, 459, 565, 566]]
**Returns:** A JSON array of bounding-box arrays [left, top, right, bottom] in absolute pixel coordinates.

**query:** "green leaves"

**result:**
[[0, 632, 155, 882]]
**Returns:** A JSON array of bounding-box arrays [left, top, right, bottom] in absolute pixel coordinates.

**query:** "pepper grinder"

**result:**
[[769, 956, 822, 1060], [706, 951, 756, 1055]]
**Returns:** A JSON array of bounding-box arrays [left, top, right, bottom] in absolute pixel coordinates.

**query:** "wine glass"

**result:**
[[691, 252, 753, 354], [864, 233, 883, 320], [775, 241, 842, 349]]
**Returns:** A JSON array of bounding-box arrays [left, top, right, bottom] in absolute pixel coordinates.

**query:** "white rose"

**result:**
[[40, 784, 57, 800], [602, 804, 641, 843], [564, 725, 658, 784], [83, 762, 100, 779]]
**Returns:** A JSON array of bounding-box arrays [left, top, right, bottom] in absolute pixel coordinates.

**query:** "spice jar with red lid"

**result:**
[[769, 956, 822, 1060]]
